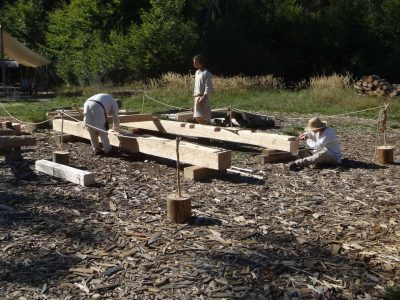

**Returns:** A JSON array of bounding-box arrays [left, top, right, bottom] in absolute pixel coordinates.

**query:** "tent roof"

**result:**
[[3, 30, 51, 68]]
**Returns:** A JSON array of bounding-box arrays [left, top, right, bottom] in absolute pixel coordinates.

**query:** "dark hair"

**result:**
[[193, 54, 206, 66]]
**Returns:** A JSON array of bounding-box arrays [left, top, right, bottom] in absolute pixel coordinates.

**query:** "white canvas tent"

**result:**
[[2, 29, 51, 68], [0, 25, 51, 87]]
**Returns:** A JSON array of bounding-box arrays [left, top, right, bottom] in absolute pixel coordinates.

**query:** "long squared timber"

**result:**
[[35, 159, 95, 186], [53, 120, 231, 170], [175, 108, 229, 122], [120, 119, 299, 154], [48, 112, 154, 123]]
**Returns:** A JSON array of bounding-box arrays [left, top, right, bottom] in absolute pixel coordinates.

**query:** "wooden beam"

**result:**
[[48, 112, 154, 123], [175, 107, 229, 122], [120, 119, 299, 154], [0, 136, 36, 147], [35, 160, 95, 186], [0, 128, 16, 136], [53, 119, 231, 170]]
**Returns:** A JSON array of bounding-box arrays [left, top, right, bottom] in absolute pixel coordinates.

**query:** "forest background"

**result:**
[[1, 0, 400, 87]]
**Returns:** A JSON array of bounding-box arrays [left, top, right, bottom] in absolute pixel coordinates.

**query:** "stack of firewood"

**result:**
[[354, 75, 399, 98]]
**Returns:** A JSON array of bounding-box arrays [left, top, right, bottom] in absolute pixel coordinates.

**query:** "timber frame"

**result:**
[[53, 119, 232, 170]]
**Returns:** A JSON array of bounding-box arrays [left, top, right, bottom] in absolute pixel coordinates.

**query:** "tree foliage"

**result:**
[[1, 0, 400, 85]]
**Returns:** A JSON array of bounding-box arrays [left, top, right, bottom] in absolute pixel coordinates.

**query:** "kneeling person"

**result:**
[[83, 93, 121, 155], [288, 117, 342, 171]]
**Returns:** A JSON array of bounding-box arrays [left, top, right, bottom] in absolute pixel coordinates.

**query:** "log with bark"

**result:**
[[354, 75, 399, 98]]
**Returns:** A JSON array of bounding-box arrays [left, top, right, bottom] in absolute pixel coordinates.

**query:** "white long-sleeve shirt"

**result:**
[[83, 93, 119, 130], [306, 127, 342, 162]]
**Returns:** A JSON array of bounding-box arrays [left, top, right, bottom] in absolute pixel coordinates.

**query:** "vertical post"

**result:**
[[141, 94, 145, 114], [0, 25, 6, 86], [229, 104, 233, 127], [176, 137, 181, 197], [383, 104, 388, 146], [60, 110, 64, 151]]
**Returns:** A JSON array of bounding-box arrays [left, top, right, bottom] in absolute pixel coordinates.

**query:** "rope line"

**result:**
[[0, 101, 59, 125]]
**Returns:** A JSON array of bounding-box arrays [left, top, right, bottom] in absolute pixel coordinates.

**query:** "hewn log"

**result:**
[[120, 119, 298, 154], [53, 119, 232, 170], [35, 159, 95, 186], [0, 136, 36, 147], [0, 128, 16, 136]]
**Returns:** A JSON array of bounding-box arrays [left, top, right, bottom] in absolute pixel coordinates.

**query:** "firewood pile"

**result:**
[[354, 75, 399, 97]]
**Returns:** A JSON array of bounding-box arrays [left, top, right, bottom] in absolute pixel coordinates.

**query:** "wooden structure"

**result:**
[[120, 119, 298, 154], [35, 159, 95, 186], [0, 122, 34, 161], [53, 119, 232, 170]]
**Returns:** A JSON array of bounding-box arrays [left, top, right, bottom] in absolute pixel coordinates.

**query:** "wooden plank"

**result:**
[[175, 108, 229, 122], [0, 136, 36, 147], [35, 159, 95, 186], [52, 120, 231, 170], [48, 112, 154, 123], [257, 153, 295, 164], [120, 119, 299, 154], [0, 128, 16, 136]]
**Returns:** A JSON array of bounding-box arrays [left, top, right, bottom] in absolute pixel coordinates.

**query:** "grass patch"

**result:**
[[1, 74, 398, 126]]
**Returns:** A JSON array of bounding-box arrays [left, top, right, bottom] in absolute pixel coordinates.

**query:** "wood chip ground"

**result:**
[[0, 115, 399, 300]]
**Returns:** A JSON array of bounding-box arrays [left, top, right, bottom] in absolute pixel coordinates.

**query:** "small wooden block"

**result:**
[[257, 152, 294, 164], [184, 166, 216, 181], [53, 150, 70, 165], [50, 134, 79, 144], [376, 145, 394, 164], [261, 148, 286, 155], [167, 194, 191, 224], [12, 123, 21, 135], [35, 159, 95, 186]]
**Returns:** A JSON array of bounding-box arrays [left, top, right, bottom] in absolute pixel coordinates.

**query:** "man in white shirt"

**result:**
[[288, 117, 342, 171], [83, 93, 121, 155], [192, 54, 212, 124]]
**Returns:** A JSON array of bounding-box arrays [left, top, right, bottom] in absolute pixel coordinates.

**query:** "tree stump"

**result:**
[[53, 150, 70, 165], [167, 194, 191, 224], [376, 145, 394, 164]]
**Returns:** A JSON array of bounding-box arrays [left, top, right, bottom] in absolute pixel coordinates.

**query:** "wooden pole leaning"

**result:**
[[376, 104, 394, 164], [166, 137, 192, 224], [53, 110, 70, 165]]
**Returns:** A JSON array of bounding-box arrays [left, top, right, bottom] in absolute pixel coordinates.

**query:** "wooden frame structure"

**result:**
[[120, 119, 299, 154], [53, 119, 232, 170]]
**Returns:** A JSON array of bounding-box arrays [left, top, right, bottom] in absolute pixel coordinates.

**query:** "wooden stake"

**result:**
[[376, 145, 394, 164], [176, 137, 181, 197], [60, 110, 64, 151], [53, 150, 70, 165], [167, 194, 191, 223], [229, 105, 233, 127]]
